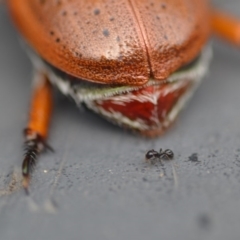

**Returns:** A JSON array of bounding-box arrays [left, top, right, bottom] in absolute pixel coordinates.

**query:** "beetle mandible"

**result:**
[[6, 0, 240, 190]]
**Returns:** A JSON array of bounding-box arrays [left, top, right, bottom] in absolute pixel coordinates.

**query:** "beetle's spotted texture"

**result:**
[[8, 0, 210, 85]]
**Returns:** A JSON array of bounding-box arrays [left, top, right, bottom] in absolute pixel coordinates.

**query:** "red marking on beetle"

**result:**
[[92, 80, 191, 135]]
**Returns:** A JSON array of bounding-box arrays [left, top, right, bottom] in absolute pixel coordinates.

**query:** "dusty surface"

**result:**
[[0, 1, 240, 239]]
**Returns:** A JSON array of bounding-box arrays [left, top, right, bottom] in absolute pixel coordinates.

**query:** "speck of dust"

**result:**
[[103, 29, 110, 37], [188, 153, 200, 163]]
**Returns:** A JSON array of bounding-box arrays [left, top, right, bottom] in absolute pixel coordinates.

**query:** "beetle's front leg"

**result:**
[[22, 72, 53, 192], [211, 10, 240, 46]]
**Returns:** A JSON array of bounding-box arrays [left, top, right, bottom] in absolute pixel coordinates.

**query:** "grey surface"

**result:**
[[0, 1, 240, 240]]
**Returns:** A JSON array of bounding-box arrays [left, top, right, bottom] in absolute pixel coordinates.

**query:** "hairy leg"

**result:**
[[22, 73, 53, 191]]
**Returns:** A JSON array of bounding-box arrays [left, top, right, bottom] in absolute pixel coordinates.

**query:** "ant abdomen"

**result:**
[[161, 149, 174, 159]]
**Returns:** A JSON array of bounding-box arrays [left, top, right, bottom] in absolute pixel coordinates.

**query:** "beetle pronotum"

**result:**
[[6, 0, 240, 190]]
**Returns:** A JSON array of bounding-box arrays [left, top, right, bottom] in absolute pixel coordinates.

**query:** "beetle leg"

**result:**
[[22, 73, 53, 192], [211, 10, 240, 46]]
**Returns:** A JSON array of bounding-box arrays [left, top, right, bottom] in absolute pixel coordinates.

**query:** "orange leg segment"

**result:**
[[22, 73, 53, 191], [211, 10, 240, 46], [27, 74, 53, 139]]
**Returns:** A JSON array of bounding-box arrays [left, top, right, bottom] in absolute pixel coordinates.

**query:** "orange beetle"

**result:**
[[7, 0, 240, 190]]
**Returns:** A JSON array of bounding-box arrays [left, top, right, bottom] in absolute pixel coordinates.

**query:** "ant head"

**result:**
[[145, 149, 158, 161]]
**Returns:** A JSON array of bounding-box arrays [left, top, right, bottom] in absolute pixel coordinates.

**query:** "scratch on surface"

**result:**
[[0, 168, 22, 196], [43, 198, 58, 214], [27, 140, 70, 214], [43, 133, 71, 213], [27, 197, 40, 212], [171, 162, 179, 189], [49, 148, 68, 196]]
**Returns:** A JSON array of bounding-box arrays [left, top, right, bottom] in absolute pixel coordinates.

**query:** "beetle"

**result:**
[[6, 0, 240, 190]]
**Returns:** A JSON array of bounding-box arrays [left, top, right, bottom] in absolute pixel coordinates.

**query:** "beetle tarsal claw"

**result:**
[[22, 130, 52, 191], [22, 175, 30, 194]]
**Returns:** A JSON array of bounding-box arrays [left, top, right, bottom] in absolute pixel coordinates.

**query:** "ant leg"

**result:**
[[158, 148, 166, 160], [22, 72, 53, 192], [211, 9, 240, 46], [159, 149, 174, 160], [159, 153, 169, 160]]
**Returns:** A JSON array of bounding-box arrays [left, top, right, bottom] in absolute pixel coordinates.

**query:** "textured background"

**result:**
[[0, 1, 240, 240]]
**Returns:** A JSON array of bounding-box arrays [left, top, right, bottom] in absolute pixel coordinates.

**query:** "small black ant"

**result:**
[[145, 148, 174, 163]]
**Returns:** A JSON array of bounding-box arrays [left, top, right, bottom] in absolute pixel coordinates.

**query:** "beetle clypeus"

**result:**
[[6, 0, 240, 190]]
